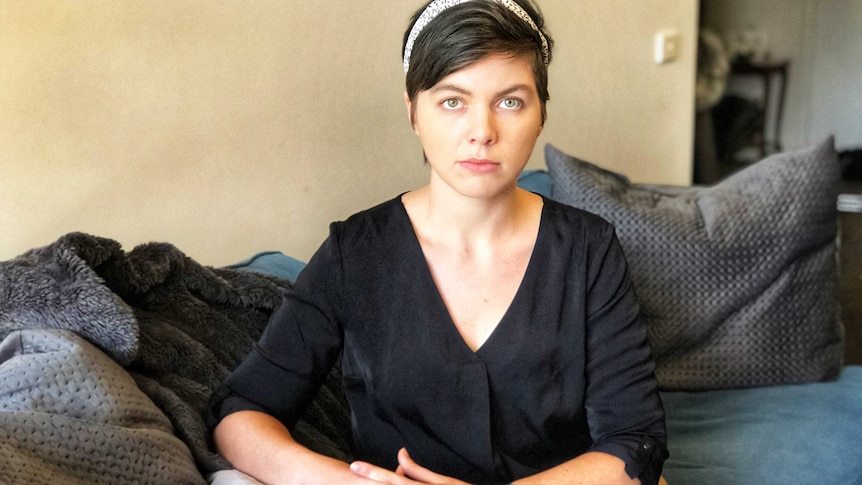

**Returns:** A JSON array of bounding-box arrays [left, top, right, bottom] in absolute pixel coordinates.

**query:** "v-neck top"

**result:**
[[212, 196, 668, 484]]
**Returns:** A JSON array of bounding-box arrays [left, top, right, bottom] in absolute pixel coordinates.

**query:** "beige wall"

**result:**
[[0, 1, 696, 266]]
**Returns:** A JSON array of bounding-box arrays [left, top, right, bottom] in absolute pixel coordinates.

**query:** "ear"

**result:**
[[403, 91, 418, 133]]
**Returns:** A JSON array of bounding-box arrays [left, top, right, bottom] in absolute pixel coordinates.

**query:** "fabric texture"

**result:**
[[213, 196, 668, 485], [0, 329, 204, 485], [661, 365, 862, 485], [0, 233, 349, 478], [546, 138, 843, 390]]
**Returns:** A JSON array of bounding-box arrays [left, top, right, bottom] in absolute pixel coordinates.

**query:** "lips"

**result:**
[[458, 158, 500, 174]]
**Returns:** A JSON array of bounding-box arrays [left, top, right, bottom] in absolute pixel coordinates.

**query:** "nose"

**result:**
[[468, 106, 497, 146]]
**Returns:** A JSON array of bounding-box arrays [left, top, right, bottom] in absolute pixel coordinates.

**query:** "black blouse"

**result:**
[[212, 196, 667, 484]]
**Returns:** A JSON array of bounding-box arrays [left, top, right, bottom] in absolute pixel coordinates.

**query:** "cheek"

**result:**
[[414, 113, 454, 146], [515, 117, 543, 143]]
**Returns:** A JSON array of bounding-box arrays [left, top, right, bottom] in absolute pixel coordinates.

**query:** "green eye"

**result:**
[[443, 98, 462, 109], [500, 98, 522, 109]]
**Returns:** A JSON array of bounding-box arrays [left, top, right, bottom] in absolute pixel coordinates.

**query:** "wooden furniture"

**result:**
[[730, 58, 789, 156]]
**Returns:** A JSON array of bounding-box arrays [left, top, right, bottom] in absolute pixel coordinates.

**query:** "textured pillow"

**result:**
[[546, 138, 843, 390], [0, 329, 204, 484]]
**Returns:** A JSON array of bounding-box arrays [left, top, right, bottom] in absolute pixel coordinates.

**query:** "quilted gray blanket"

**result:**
[[0, 233, 351, 483]]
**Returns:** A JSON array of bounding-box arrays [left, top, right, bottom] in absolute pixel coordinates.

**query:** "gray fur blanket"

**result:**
[[0, 233, 351, 481]]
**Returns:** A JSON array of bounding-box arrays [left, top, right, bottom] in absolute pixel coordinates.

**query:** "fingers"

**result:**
[[351, 448, 465, 484], [350, 460, 411, 484], [396, 448, 444, 483]]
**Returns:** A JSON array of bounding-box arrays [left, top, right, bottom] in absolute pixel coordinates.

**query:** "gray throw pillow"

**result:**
[[0, 329, 204, 484], [546, 138, 843, 390]]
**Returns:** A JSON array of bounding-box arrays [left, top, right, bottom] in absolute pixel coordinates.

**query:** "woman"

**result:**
[[211, 1, 668, 484]]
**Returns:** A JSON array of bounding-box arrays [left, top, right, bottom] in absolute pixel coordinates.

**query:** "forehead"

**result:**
[[428, 53, 538, 94]]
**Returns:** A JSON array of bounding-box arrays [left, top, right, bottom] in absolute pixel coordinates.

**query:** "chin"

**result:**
[[454, 180, 519, 201]]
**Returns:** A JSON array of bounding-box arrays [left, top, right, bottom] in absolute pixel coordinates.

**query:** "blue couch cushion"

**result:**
[[226, 251, 306, 282], [661, 365, 862, 485], [517, 170, 552, 197]]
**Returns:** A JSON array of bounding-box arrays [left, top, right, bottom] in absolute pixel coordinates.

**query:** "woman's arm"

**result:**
[[514, 452, 668, 485], [214, 410, 382, 485], [510, 451, 638, 485]]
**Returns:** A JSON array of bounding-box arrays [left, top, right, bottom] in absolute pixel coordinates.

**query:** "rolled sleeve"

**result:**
[[584, 225, 668, 484], [210, 229, 345, 429]]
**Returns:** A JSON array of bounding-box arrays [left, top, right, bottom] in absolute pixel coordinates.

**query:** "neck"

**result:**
[[412, 177, 525, 248]]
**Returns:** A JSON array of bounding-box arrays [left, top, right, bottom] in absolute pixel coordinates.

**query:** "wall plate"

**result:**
[[655, 29, 681, 64]]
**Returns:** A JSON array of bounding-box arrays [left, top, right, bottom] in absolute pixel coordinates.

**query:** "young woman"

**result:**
[[211, 1, 668, 484]]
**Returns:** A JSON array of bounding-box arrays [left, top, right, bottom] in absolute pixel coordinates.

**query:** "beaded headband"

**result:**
[[403, 0, 551, 73]]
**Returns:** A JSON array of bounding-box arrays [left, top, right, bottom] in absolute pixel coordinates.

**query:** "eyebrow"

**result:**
[[429, 83, 533, 98]]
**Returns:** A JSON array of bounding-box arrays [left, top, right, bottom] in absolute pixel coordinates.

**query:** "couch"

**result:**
[[1, 137, 860, 484]]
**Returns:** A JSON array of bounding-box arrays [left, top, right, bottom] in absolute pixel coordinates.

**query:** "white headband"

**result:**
[[403, 0, 551, 73]]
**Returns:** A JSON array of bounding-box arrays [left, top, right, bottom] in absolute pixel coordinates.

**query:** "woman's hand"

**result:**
[[349, 448, 472, 485]]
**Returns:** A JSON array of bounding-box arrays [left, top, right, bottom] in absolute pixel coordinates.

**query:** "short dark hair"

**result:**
[[403, 0, 554, 124]]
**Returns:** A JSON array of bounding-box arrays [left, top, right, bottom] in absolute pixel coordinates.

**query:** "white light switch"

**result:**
[[654, 29, 681, 64]]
